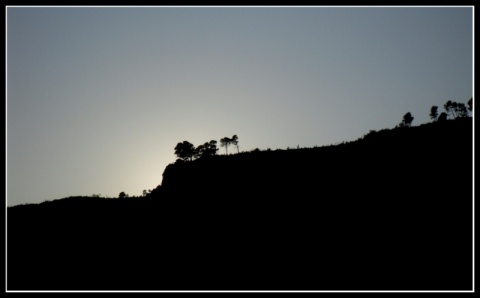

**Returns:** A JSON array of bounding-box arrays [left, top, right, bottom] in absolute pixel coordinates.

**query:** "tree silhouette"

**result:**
[[455, 102, 469, 118], [206, 140, 218, 156], [457, 103, 469, 118], [430, 106, 438, 122], [444, 101, 456, 119], [220, 135, 239, 155], [231, 135, 239, 153], [175, 141, 196, 161], [193, 144, 204, 159], [438, 112, 448, 122], [118, 192, 128, 199], [220, 137, 232, 155], [399, 112, 414, 127], [444, 100, 468, 119], [468, 98, 472, 112], [196, 140, 218, 158]]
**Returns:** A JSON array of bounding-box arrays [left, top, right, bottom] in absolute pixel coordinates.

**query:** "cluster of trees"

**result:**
[[118, 191, 129, 199], [174, 135, 240, 161], [116, 189, 152, 199], [430, 98, 472, 122], [398, 112, 414, 128], [399, 97, 472, 128], [220, 135, 239, 155], [174, 140, 218, 161]]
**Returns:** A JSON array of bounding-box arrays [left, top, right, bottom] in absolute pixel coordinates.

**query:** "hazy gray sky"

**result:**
[[7, 6, 473, 206]]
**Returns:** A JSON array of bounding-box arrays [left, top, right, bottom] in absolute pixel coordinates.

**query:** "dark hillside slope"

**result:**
[[7, 118, 472, 290]]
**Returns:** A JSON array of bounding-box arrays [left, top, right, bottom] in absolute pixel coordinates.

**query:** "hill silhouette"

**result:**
[[7, 118, 472, 291]]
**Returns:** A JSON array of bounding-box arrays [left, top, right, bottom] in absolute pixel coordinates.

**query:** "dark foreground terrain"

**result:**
[[7, 118, 473, 291]]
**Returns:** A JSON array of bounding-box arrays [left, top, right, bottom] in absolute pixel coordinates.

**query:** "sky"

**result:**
[[6, 6, 473, 206]]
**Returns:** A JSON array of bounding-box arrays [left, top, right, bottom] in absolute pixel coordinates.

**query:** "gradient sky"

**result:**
[[7, 6, 473, 206]]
